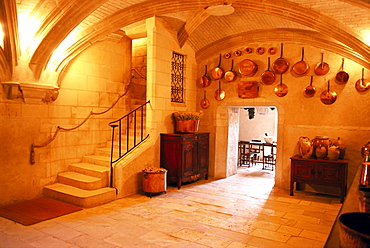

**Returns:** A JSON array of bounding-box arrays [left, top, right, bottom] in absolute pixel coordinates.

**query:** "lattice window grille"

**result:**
[[171, 52, 185, 103]]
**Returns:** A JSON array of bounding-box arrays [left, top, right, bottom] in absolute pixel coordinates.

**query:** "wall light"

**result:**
[[205, 3, 235, 16]]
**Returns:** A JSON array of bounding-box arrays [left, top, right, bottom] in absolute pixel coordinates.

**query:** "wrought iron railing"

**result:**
[[108, 100, 150, 188]]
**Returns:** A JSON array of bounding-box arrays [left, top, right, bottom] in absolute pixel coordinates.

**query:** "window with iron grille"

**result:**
[[171, 52, 185, 103]]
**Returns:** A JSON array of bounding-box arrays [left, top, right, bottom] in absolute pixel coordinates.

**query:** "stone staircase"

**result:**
[[43, 145, 117, 208]]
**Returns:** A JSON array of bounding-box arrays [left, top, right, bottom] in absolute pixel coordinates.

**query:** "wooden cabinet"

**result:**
[[290, 156, 348, 202], [160, 133, 209, 189]]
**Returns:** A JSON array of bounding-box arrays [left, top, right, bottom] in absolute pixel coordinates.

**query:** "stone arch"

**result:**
[[213, 99, 285, 187]]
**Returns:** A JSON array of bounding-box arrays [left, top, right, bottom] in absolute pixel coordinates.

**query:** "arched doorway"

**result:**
[[213, 102, 285, 187]]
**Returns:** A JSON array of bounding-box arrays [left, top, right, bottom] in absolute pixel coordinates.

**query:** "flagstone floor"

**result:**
[[0, 166, 341, 248]]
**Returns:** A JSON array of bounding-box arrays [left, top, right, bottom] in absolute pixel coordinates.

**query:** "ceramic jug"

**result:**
[[333, 137, 346, 159], [312, 136, 331, 158], [315, 145, 327, 159], [298, 136, 313, 159], [328, 146, 340, 160]]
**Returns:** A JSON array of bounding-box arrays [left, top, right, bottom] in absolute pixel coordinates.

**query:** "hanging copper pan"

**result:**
[[335, 58, 349, 84], [314, 53, 330, 76], [211, 54, 225, 80], [197, 65, 211, 87], [303, 75, 316, 97], [274, 74, 288, 97], [238, 59, 258, 76], [261, 57, 276, 85], [224, 59, 238, 82], [214, 81, 226, 100], [272, 43, 289, 74], [292, 47, 310, 76], [200, 91, 210, 109], [355, 68, 370, 92], [320, 80, 337, 105]]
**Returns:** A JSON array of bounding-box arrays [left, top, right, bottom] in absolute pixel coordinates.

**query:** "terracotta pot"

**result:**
[[328, 146, 340, 161]]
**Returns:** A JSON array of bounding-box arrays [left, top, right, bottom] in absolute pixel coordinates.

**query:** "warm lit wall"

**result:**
[[198, 42, 370, 193], [0, 38, 130, 205], [113, 17, 199, 197]]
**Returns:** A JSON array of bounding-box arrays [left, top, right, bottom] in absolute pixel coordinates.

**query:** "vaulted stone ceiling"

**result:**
[[7, 0, 370, 80]]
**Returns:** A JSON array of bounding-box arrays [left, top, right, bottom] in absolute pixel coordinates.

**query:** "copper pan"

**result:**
[[292, 47, 310, 76], [214, 81, 226, 101], [224, 59, 238, 82], [211, 54, 225, 80], [303, 75, 316, 97], [272, 43, 289, 74], [238, 59, 258, 76], [355, 68, 370, 92], [274, 74, 288, 97], [320, 80, 337, 105], [200, 91, 210, 109], [261, 57, 276, 85], [314, 53, 330, 76], [335, 58, 349, 84], [197, 65, 211, 87]]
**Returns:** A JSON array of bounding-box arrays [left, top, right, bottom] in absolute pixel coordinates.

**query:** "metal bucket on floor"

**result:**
[[143, 168, 167, 197]]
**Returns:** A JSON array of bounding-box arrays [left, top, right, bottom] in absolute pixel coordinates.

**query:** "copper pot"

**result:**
[[224, 59, 237, 82], [320, 80, 337, 105], [238, 59, 258, 76], [261, 57, 276, 85], [198, 65, 211, 87], [335, 58, 349, 84], [303, 75, 316, 97], [272, 43, 289, 74], [211, 54, 225, 80], [314, 53, 330, 76], [292, 47, 310, 76]]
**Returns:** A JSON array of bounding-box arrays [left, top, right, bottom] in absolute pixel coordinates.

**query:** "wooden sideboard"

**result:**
[[160, 133, 209, 189], [290, 156, 348, 203]]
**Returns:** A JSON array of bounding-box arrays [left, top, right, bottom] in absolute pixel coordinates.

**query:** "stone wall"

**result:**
[[0, 38, 130, 205], [197, 42, 370, 194]]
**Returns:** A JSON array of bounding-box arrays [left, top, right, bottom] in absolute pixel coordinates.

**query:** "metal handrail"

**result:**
[[30, 82, 132, 165], [108, 100, 150, 189]]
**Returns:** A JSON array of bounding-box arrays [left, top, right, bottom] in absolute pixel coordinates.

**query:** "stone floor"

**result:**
[[0, 166, 342, 248]]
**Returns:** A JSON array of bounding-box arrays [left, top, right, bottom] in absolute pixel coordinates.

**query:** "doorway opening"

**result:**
[[237, 106, 278, 178]]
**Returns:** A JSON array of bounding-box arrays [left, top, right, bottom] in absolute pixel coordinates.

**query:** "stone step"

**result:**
[[43, 183, 116, 208], [69, 163, 110, 186], [82, 155, 111, 167], [58, 171, 106, 190]]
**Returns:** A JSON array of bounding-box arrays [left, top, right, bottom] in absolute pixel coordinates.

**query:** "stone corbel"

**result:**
[[19, 82, 59, 103], [1, 81, 59, 103]]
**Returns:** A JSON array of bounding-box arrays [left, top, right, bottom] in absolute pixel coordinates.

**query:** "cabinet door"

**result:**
[[197, 135, 209, 175], [316, 162, 342, 183], [293, 161, 315, 181], [182, 141, 197, 178]]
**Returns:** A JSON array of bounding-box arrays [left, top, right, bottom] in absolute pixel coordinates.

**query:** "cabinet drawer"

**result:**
[[293, 161, 315, 181]]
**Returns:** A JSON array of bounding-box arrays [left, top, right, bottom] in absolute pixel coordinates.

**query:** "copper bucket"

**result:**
[[175, 120, 200, 133]]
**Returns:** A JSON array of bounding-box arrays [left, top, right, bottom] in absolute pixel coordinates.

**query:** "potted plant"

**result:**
[[172, 111, 203, 133]]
